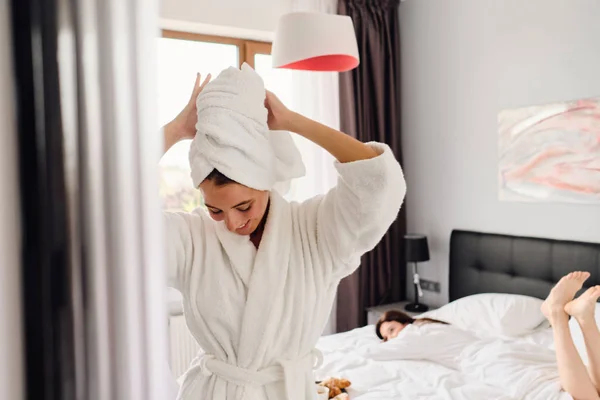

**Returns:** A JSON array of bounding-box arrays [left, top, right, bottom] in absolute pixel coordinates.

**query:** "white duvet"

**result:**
[[316, 323, 573, 400]]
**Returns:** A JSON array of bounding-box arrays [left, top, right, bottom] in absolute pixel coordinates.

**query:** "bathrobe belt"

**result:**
[[199, 349, 323, 399]]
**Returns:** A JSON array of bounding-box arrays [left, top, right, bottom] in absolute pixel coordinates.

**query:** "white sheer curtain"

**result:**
[[286, 69, 339, 203], [286, 0, 340, 335]]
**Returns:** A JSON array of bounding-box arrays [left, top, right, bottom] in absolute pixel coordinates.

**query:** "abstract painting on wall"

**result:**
[[498, 97, 600, 204]]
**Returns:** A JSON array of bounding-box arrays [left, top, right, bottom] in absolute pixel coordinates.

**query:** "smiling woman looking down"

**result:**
[[161, 65, 406, 400]]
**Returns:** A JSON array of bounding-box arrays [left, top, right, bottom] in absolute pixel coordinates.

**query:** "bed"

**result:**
[[315, 229, 600, 400]]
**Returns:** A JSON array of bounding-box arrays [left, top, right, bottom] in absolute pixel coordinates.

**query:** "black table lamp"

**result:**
[[405, 234, 430, 313]]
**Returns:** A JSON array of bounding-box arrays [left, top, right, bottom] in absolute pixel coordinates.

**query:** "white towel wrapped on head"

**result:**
[[189, 63, 305, 193]]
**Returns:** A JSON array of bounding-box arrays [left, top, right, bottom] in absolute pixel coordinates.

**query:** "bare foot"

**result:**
[[541, 271, 590, 321], [565, 285, 600, 324]]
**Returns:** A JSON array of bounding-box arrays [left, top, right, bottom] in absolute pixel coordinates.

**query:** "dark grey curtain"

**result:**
[[11, 0, 80, 396], [336, 0, 406, 332]]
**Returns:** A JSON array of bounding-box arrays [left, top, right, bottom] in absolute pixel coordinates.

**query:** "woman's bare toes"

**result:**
[[565, 285, 600, 323], [542, 271, 590, 320]]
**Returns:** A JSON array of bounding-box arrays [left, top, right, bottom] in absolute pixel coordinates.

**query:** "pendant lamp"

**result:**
[[272, 12, 360, 72]]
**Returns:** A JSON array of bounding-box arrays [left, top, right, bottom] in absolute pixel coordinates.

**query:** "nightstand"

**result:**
[[366, 301, 437, 326]]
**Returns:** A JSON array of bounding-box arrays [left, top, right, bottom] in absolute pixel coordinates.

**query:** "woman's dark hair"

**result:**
[[205, 169, 235, 186], [375, 310, 449, 340]]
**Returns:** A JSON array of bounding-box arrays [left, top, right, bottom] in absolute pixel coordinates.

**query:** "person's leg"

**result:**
[[566, 285, 600, 394], [542, 272, 600, 400]]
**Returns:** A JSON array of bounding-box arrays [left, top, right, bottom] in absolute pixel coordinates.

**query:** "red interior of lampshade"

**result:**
[[278, 54, 359, 72]]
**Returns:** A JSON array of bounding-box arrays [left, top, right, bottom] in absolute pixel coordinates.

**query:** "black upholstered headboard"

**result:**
[[449, 230, 600, 302]]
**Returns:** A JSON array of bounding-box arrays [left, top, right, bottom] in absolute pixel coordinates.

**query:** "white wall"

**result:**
[[400, 0, 600, 306], [161, 0, 292, 34]]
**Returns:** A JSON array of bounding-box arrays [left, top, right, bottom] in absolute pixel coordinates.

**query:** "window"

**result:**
[[158, 31, 291, 212]]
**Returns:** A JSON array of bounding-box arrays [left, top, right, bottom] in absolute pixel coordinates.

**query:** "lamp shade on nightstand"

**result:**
[[272, 12, 360, 72], [405, 234, 430, 263]]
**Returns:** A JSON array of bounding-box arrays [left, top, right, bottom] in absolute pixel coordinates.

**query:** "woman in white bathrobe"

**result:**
[[161, 70, 406, 400]]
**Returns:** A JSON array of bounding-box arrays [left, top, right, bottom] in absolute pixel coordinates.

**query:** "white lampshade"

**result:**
[[272, 12, 360, 72]]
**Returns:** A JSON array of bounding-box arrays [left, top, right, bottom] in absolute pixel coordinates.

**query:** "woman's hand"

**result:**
[[172, 72, 211, 140], [265, 90, 294, 131], [163, 73, 211, 154]]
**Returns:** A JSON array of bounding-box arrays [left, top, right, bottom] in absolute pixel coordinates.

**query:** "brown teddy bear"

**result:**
[[317, 377, 351, 399]]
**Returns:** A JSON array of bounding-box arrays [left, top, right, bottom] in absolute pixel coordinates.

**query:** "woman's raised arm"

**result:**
[[163, 73, 211, 155]]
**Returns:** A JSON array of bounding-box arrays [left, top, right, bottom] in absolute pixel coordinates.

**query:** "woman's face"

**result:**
[[380, 321, 406, 342], [199, 180, 269, 235]]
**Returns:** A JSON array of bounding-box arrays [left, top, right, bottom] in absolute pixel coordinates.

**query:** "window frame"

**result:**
[[161, 30, 272, 69]]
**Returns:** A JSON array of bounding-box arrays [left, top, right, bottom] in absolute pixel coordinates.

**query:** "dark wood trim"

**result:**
[[244, 41, 272, 68], [161, 30, 272, 68], [162, 29, 246, 47]]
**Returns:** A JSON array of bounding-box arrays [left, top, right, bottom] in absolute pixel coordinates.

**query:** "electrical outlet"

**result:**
[[420, 279, 441, 293]]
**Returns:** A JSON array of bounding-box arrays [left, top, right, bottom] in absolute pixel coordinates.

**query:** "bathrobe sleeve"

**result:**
[[163, 211, 203, 291], [316, 142, 406, 278]]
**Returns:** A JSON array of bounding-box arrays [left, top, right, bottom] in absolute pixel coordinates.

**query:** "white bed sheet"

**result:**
[[315, 325, 573, 400]]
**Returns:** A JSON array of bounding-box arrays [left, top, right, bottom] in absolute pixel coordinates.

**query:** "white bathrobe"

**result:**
[[165, 143, 406, 400]]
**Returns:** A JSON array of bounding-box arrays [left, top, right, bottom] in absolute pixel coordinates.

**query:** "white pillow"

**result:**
[[421, 293, 547, 338]]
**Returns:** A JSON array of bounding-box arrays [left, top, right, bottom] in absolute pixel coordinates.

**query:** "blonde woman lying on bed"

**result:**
[[370, 272, 600, 400]]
